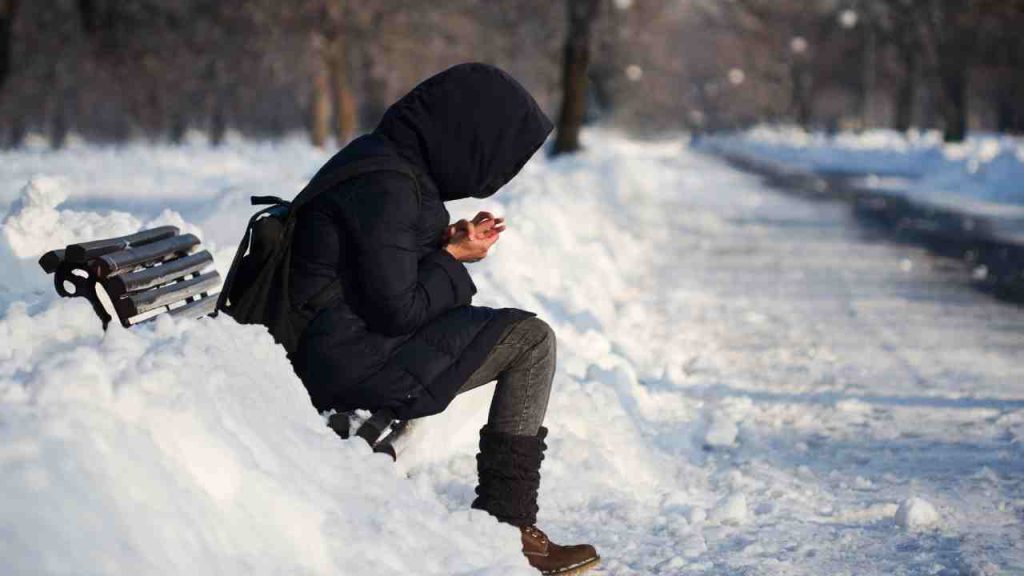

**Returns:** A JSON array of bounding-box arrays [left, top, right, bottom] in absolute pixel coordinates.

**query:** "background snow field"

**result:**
[[2, 131, 1023, 575], [699, 126, 1024, 216]]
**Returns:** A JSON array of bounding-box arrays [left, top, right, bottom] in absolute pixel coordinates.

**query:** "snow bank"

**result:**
[[0, 306, 528, 575], [0, 173, 533, 574], [0, 177, 200, 301], [4, 130, 1021, 574], [697, 125, 1024, 212], [0, 131, 699, 575]]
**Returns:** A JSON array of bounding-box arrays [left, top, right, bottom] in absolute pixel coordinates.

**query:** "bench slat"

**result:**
[[166, 296, 218, 321], [94, 234, 201, 277], [65, 226, 179, 263], [38, 249, 67, 274], [105, 251, 214, 295], [119, 271, 221, 317]]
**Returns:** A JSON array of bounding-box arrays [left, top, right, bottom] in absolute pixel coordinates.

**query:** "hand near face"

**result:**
[[444, 211, 506, 262]]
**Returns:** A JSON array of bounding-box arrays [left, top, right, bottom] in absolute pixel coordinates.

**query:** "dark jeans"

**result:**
[[457, 317, 555, 436]]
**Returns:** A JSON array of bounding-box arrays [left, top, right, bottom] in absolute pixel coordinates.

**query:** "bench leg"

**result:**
[[53, 263, 113, 329]]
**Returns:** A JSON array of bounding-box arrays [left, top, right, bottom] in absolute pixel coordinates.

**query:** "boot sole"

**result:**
[[542, 555, 601, 575]]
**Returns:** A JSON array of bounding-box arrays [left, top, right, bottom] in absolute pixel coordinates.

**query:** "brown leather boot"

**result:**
[[520, 525, 600, 575]]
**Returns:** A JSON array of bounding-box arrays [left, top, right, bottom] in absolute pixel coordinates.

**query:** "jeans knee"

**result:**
[[519, 317, 555, 356]]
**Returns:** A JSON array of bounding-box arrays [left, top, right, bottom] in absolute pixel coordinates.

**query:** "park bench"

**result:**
[[38, 225, 409, 458], [38, 226, 219, 329]]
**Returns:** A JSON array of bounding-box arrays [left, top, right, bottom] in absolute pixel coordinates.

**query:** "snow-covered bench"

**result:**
[[38, 226, 408, 458], [38, 226, 220, 329]]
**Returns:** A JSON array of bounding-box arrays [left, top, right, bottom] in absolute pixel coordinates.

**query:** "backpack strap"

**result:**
[[215, 204, 282, 314], [286, 156, 420, 317], [290, 156, 420, 215], [298, 277, 344, 316], [215, 156, 420, 316]]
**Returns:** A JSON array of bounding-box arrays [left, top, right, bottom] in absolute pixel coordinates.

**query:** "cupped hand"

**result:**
[[471, 211, 505, 236], [444, 212, 506, 262]]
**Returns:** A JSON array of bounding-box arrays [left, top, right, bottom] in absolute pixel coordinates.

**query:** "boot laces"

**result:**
[[525, 525, 548, 544]]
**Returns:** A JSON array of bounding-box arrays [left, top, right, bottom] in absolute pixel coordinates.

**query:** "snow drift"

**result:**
[[3, 130, 1022, 575], [697, 125, 1024, 213], [0, 133, 697, 575]]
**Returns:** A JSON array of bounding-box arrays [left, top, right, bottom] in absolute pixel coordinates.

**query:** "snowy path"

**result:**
[[635, 151, 1024, 574], [1, 134, 1021, 575], [411, 140, 1024, 575]]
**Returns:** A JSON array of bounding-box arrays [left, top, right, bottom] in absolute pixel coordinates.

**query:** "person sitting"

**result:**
[[289, 63, 600, 575]]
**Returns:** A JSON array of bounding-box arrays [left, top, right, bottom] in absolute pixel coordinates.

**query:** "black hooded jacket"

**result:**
[[290, 63, 553, 419]]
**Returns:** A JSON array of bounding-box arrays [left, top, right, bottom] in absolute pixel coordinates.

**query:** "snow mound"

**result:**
[[709, 493, 748, 525], [0, 177, 140, 295], [0, 131, 697, 575], [0, 304, 529, 575], [895, 497, 942, 531], [703, 412, 739, 449], [0, 177, 200, 299]]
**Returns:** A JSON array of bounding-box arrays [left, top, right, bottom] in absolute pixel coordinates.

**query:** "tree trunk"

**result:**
[[329, 37, 357, 144], [207, 61, 227, 146], [50, 105, 68, 149], [994, 73, 1023, 134], [893, 45, 917, 132], [209, 98, 226, 146], [77, 0, 97, 34], [48, 61, 70, 149], [310, 35, 331, 149], [0, 0, 17, 91], [169, 111, 187, 144], [359, 49, 388, 128], [552, 0, 600, 156], [939, 63, 968, 142], [859, 20, 877, 130], [791, 61, 813, 128], [4, 115, 24, 148]]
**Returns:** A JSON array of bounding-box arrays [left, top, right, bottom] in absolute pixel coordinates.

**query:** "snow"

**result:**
[[895, 497, 942, 531], [703, 411, 739, 449], [709, 493, 748, 525], [2, 129, 1024, 574], [698, 125, 1024, 216]]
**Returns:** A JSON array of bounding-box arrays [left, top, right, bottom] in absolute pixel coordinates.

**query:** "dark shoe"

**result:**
[[471, 426, 547, 527], [327, 410, 407, 461], [521, 525, 600, 575]]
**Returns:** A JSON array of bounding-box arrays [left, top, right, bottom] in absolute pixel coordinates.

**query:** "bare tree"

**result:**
[[3, 0, 1023, 145], [884, 1, 924, 132], [916, 0, 973, 141], [552, 0, 600, 155], [0, 0, 17, 91], [310, 33, 333, 148]]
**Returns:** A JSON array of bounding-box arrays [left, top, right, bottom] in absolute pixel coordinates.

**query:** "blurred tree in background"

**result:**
[[0, 0, 1021, 149], [552, 0, 600, 155]]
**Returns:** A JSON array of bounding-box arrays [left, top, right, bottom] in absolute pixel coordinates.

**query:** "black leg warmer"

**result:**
[[471, 426, 548, 528]]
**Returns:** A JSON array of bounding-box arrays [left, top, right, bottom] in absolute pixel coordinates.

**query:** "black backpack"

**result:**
[[217, 157, 417, 354]]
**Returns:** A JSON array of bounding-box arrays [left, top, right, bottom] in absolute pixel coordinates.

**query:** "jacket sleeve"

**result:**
[[345, 174, 476, 336]]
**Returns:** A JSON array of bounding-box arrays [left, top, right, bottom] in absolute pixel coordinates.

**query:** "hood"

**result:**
[[373, 63, 553, 201]]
